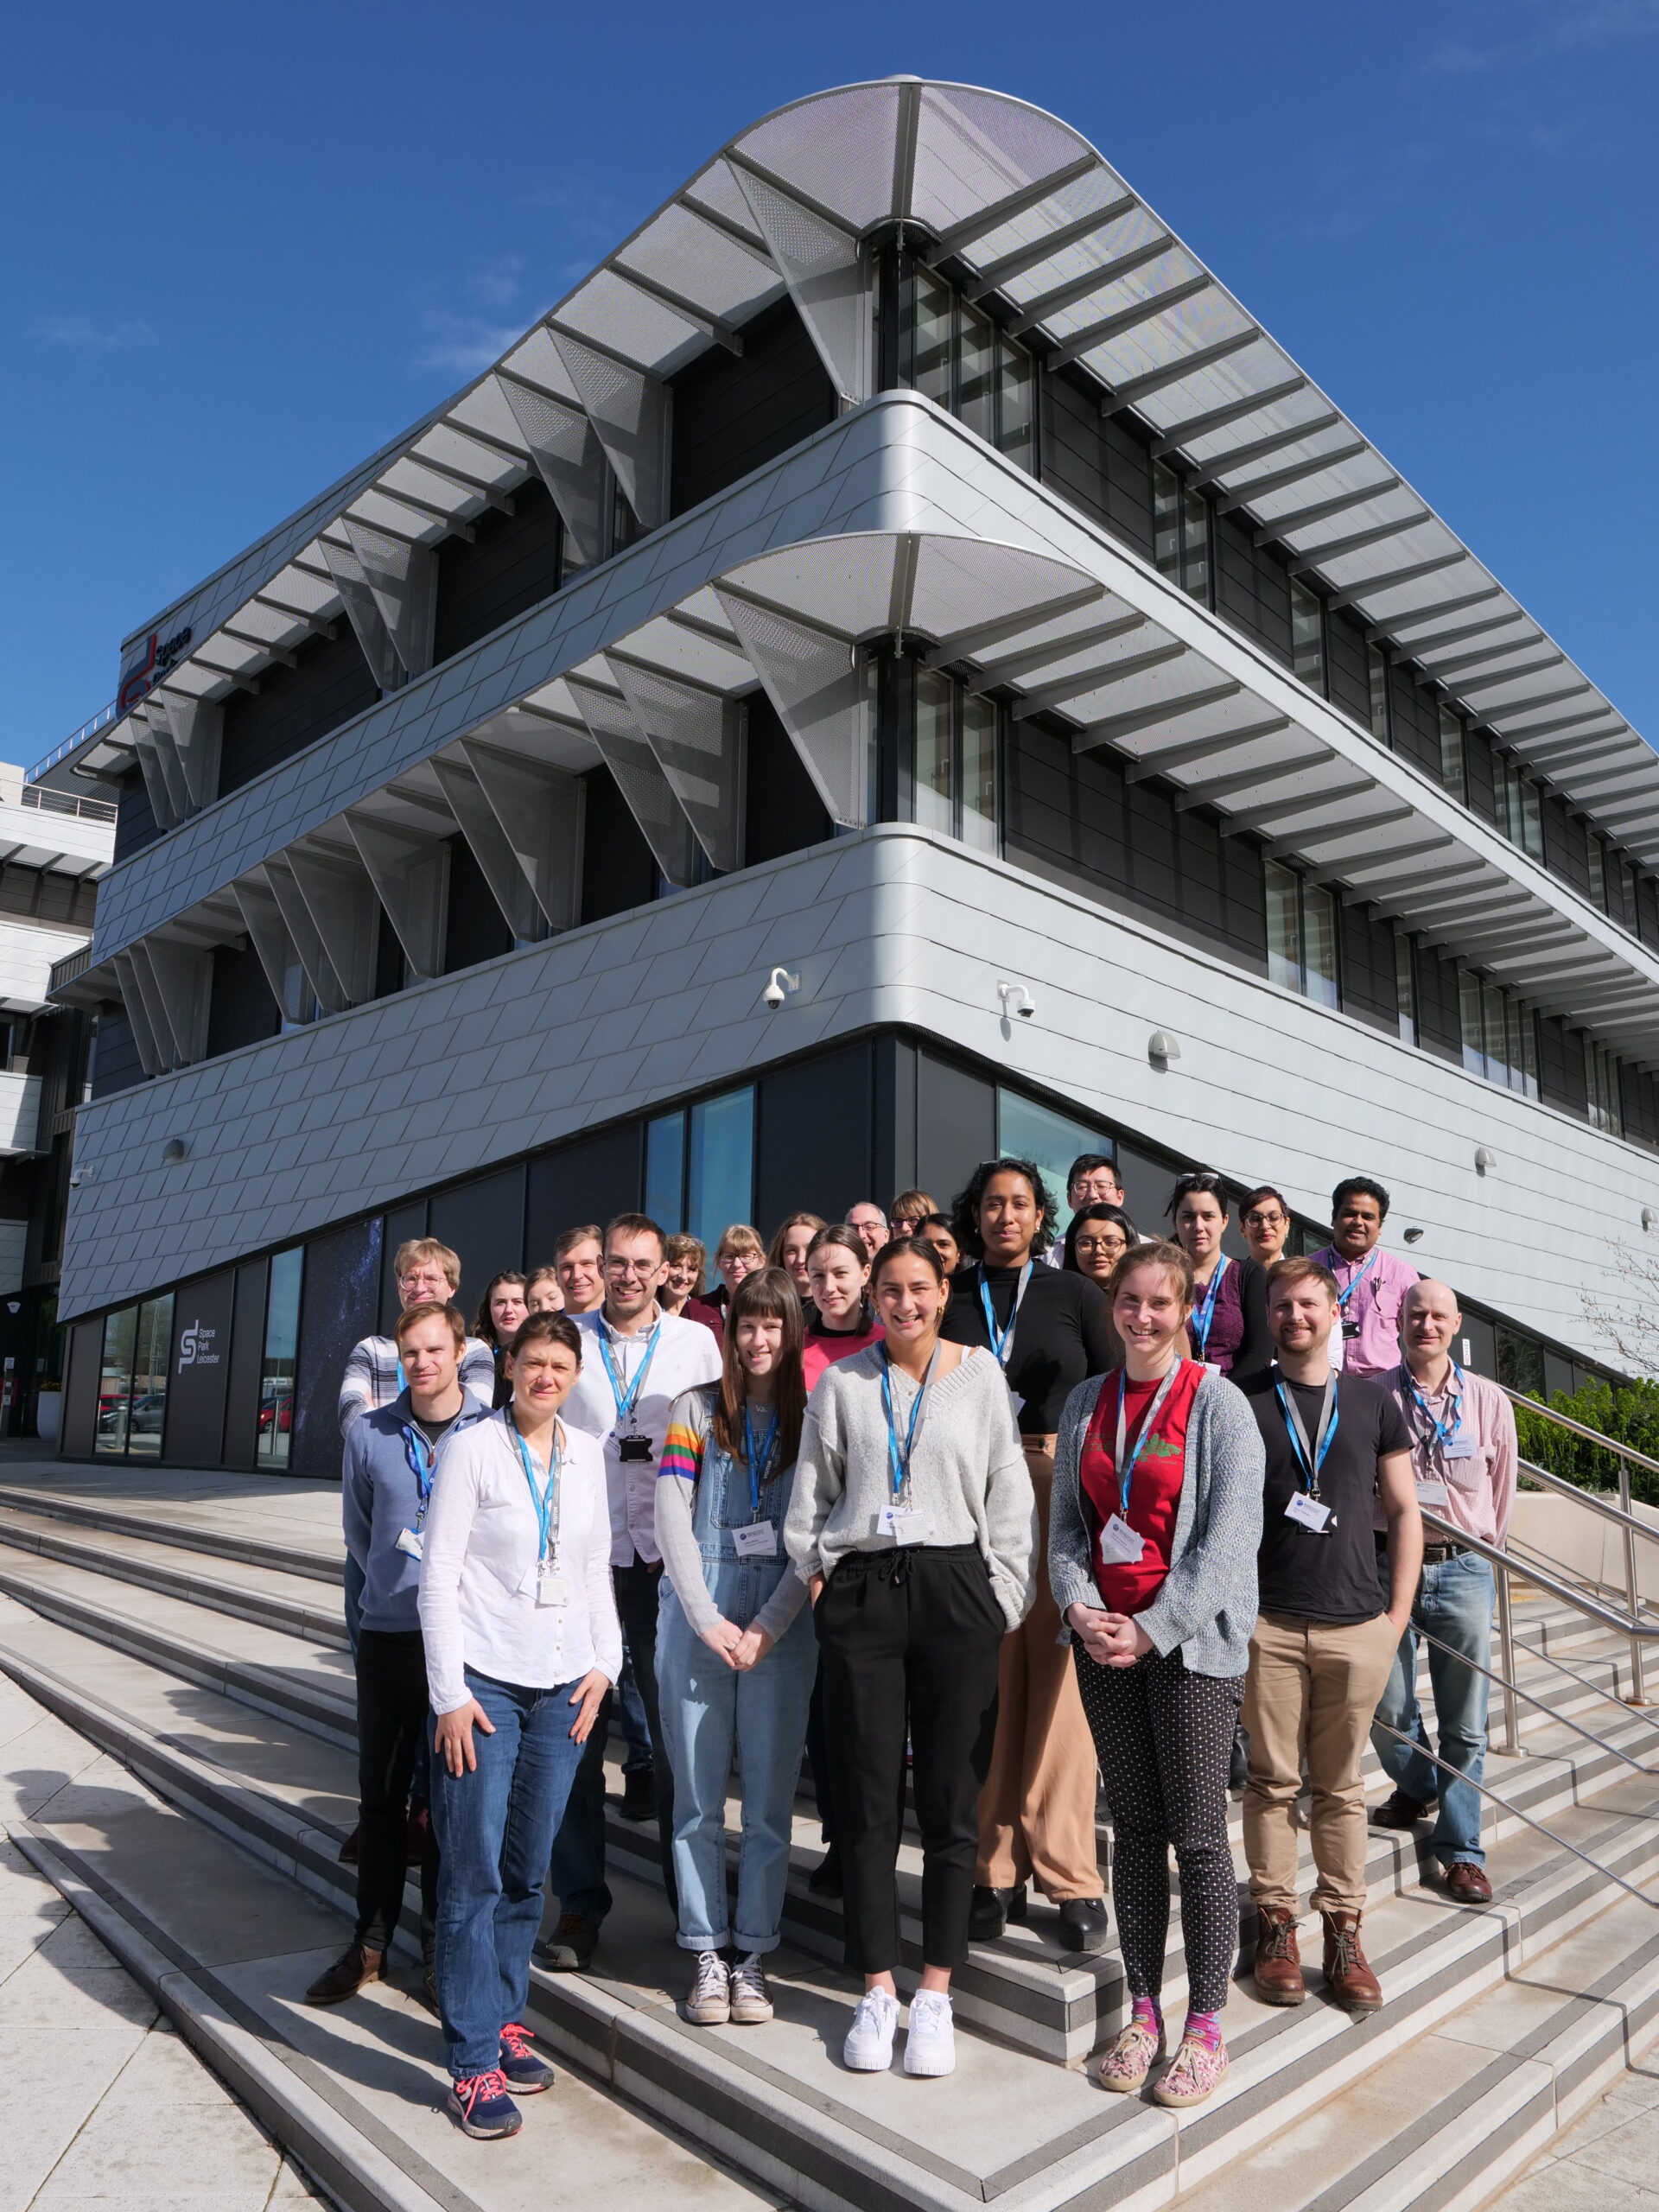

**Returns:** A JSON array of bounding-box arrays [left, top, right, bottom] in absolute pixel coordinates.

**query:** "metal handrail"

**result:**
[[1516, 1454, 1659, 1534], [1370, 1719, 1659, 1909], [1423, 1511, 1659, 1642], [1413, 1621, 1659, 1778]]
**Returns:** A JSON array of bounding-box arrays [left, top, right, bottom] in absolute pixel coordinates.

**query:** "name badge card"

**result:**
[[733, 1522, 777, 1559], [1099, 1514, 1146, 1567], [1007, 1391, 1026, 1419], [395, 1527, 423, 1561], [1285, 1491, 1332, 1533], [536, 1562, 573, 1609], [1415, 1480, 1451, 1511], [880, 1503, 929, 1545], [1442, 1437, 1477, 1460]]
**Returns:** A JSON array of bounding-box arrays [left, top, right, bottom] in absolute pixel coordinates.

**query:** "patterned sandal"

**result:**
[[1096, 2018, 1166, 2094], [1152, 2031, 1229, 2109]]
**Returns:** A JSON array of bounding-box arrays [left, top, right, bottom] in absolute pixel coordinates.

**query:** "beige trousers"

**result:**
[[975, 1438, 1104, 1900], [1242, 1609, 1400, 1915]]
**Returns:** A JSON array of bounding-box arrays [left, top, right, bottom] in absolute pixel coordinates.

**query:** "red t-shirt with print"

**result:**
[[1078, 1362, 1204, 1614]]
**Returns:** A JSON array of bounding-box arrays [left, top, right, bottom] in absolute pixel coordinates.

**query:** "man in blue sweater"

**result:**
[[307, 1300, 490, 2006]]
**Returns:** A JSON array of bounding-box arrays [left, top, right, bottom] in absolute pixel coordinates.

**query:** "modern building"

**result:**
[[0, 762, 112, 1435], [39, 77, 1658, 1473]]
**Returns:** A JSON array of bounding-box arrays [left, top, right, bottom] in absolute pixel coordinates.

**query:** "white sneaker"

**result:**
[[904, 1990, 956, 2076], [685, 1950, 731, 2026], [729, 1952, 774, 2024], [842, 1986, 899, 2070]]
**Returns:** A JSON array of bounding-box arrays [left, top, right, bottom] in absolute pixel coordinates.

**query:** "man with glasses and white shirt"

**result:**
[[537, 1211, 721, 1972]]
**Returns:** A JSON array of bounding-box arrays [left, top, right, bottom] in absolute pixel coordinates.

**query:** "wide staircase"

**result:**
[[1, 1402, 1658, 2212]]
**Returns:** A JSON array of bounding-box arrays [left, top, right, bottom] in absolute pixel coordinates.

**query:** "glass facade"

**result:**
[[1266, 861, 1301, 995], [905, 266, 1034, 471], [1367, 645, 1391, 745], [257, 1248, 302, 1470], [686, 1088, 755, 1253], [94, 1293, 175, 1459], [1153, 464, 1211, 603], [997, 1089, 1114, 1238], [1438, 707, 1466, 804], [1395, 935, 1417, 1046], [1266, 861, 1336, 1005], [645, 1110, 686, 1232], [1290, 581, 1325, 691], [909, 668, 1000, 852], [1460, 974, 1539, 1098]]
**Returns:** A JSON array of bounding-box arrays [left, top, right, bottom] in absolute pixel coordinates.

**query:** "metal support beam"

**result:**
[[1222, 780, 1378, 837], [1149, 375, 1308, 455], [1173, 748, 1335, 811], [548, 327, 668, 531], [1123, 715, 1291, 784], [1098, 328, 1260, 411], [964, 612, 1146, 690], [1012, 639, 1187, 721], [1214, 441, 1368, 516], [1380, 588, 1506, 640], [1002, 232, 1177, 334], [612, 260, 744, 351], [1454, 656, 1567, 697], [1285, 509, 1433, 575], [1190, 414, 1344, 492], [921, 583, 1105, 666], [1071, 682, 1243, 753], [1257, 803, 1414, 858], [932, 153, 1103, 258], [962, 189, 1137, 296], [1415, 632, 1542, 679], [1323, 553, 1465, 613], [1255, 477, 1402, 549], [1050, 275, 1217, 368]]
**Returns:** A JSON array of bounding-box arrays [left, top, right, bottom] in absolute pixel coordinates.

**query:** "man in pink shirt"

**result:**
[[1308, 1178, 1420, 1378], [1369, 1279, 1517, 1904]]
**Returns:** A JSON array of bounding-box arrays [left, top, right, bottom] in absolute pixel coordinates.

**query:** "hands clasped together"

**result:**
[[1066, 1603, 1155, 1669], [699, 1618, 777, 1672]]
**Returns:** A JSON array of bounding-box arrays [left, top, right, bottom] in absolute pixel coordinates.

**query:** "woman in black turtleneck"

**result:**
[[939, 1159, 1116, 1955]]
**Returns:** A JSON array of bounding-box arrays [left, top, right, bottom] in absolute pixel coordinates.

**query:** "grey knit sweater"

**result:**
[[785, 1344, 1037, 1631], [1048, 1367, 1265, 1678]]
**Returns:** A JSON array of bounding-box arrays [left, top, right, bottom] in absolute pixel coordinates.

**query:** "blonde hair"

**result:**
[[393, 1237, 461, 1291], [715, 1222, 765, 1260]]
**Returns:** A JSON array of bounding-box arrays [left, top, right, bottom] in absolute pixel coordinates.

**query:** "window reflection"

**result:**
[[95, 1295, 174, 1457], [686, 1088, 754, 1255], [257, 1249, 302, 1470], [645, 1110, 686, 1234]]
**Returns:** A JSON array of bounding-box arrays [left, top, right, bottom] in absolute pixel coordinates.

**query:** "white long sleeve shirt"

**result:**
[[562, 1305, 722, 1567], [417, 1410, 622, 1714]]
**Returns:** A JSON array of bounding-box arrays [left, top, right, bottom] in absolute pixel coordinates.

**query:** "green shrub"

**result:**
[[1513, 1378, 1659, 1503]]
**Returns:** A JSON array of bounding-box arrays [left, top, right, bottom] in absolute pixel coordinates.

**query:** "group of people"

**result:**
[[313, 1148, 1517, 2138]]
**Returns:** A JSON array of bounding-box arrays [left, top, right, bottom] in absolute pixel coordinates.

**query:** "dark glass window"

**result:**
[[257, 1248, 302, 1470], [1265, 861, 1337, 1007], [1438, 707, 1466, 803], [1290, 581, 1325, 692], [910, 669, 1000, 854], [1154, 464, 1211, 604], [904, 266, 1034, 471]]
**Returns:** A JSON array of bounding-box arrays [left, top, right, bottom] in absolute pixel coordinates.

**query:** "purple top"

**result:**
[[1187, 1258, 1244, 1371]]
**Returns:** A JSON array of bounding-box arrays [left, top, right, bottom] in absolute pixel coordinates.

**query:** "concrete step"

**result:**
[[0, 1476, 343, 1584], [11, 1612, 1659, 2212]]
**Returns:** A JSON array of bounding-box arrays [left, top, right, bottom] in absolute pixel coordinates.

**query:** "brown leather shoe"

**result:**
[[1252, 1905, 1306, 2005], [1443, 1861, 1493, 1904], [304, 1942, 384, 2005], [1320, 1911, 1382, 2012]]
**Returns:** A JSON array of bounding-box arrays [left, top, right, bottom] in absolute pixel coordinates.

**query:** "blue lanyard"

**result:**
[[880, 1346, 937, 1499], [1191, 1255, 1230, 1357], [743, 1402, 779, 1520], [1112, 1364, 1185, 1517], [506, 1409, 561, 1564], [401, 1424, 436, 1526], [1274, 1375, 1340, 1493], [598, 1320, 661, 1428], [977, 1262, 1032, 1370], [1334, 1250, 1379, 1311], [1406, 1362, 1465, 1453]]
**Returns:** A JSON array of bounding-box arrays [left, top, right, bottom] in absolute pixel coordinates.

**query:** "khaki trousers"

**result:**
[[975, 1438, 1103, 1899], [1242, 1610, 1399, 1916]]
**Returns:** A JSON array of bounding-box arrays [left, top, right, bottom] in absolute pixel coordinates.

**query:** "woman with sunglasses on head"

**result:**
[[420, 1311, 620, 2140], [1169, 1171, 1270, 1379], [1049, 1241, 1263, 2111], [767, 1212, 825, 1303], [655, 1268, 816, 2031], [787, 1236, 1035, 2079], [940, 1159, 1116, 1956]]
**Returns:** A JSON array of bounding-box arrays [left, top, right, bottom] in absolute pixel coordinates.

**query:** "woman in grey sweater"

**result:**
[[786, 1236, 1036, 2082], [1049, 1239, 1264, 2113]]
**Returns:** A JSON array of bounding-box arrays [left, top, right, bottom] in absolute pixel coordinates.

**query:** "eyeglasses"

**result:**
[[1073, 1234, 1126, 1254], [1244, 1210, 1288, 1229], [603, 1258, 658, 1281]]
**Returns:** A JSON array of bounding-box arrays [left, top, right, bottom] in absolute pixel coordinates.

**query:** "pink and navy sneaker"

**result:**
[[1153, 2031, 1229, 2109], [499, 2022, 554, 2094], [1097, 2018, 1165, 2094], [448, 2067, 522, 2139]]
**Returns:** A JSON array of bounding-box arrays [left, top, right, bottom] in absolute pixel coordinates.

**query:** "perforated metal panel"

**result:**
[[264, 855, 348, 1014], [733, 168, 871, 405], [340, 519, 436, 681], [493, 377, 607, 569], [734, 82, 902, 231], [160, 693, 223, 813], [346, 814, 449, 979], [564, 676, 700, 887], [607, 658, 742, 874], [459, 741, 582, 934], [430, 754, 546, 944], [547, 332, 666, 531], [111, 950, 164, 1077], [320, 537, 404, 694], [910, 82, 1090, 238], [715, 593, 867, 829]]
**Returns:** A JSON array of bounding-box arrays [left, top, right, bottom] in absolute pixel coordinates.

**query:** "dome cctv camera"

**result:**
[[763, 965, 798, 1013]]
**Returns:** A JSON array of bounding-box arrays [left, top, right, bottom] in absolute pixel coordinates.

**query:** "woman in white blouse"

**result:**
[[420, 1311, 620, 2141]]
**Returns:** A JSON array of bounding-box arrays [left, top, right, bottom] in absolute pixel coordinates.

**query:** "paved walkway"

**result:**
[[1493, 2064, 1659, 2212], [0, 1668, 319, 2211], [0, 1450, 343, 1561]]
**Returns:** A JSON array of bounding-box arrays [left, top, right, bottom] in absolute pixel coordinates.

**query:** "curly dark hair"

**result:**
[[949, 1157, 1058, 1261]]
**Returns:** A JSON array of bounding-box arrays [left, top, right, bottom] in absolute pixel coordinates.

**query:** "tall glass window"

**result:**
[[1153, 463, 1210, 604], [957, 300, 996, 445], [645, 1110, 686, 1233], [687, 1087, 754, 1255], [914, 668, 956, 837], [997, 1090, 1113, 1239], [1618, 858, 1639, 933], [998, 345, 1034, 474], [1503, 766, 1545, 861], [1266, 861, 1302, 994], [1459, 974, 1486, 1078], [257, 1248, 302, 1470], [1395, 934, 1416, 1046], [1290, 581, 1325, 692], [1367, 645, 1391, 746], [1586, 836, 1606, 912], [912, 267, 952, 408], [1496, 1325, 1545, 1397], [95, 1295, 174, 1458], [960, 693, 999, 855], [904, 268, 1033, 471], [1303, 884, 1339, 1008], [1438, 708, 1466, 804], [1586, 1039, 1623, 1136], [94, 1304, 138, 1456]]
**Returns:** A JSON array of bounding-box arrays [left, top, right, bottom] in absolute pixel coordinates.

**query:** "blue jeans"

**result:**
[[617, 1649, 653, 1775], [658, 1562, 817, 1953], [429, 1668, 588, 2077], [1371, 1552, 1495, 1867]]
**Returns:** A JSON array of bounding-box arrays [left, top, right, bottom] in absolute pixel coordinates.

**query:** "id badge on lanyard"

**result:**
[[979, 1264, 1031, 1421], [736, 1404, 779, 1555], [880, 1350, 936, 1545], [1099, 1366, 1182, 1569], [1276, 1374, 1338, 1535]]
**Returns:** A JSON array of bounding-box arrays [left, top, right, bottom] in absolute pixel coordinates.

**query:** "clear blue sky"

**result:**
[[4, 0, 1656, 772]]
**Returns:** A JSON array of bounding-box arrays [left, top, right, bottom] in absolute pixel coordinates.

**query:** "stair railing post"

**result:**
[[1621, 1455, 1649, 1706], [1494, 1556, 1522, 1754]]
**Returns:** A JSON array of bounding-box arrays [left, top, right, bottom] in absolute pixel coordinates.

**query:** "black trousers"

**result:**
[[1074, 1643, 1243, 2016], [354, 1627, 440, 1956], [816, 1545, 1003, 1974], [548, 1555, 677, 1922]]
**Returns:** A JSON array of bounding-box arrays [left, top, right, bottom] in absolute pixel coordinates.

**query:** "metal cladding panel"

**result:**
[[163, 1270, 236, 1467]]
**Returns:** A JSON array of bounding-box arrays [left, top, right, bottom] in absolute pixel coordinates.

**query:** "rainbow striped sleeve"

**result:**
[[658, 1419, 704, 1484]]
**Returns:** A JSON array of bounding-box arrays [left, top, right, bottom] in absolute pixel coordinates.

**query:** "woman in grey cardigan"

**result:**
[[1049, 1239, 1263, 2112], [787, 1235, 1036, 2082]]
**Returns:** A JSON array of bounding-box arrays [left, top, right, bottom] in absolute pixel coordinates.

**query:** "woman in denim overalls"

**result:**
[[656, 1268, 817, 2027]]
